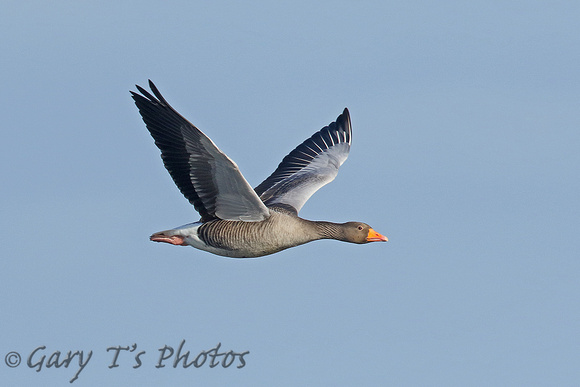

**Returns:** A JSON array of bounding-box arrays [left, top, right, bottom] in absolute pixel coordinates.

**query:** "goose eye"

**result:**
[[357, 225, 364, 231]]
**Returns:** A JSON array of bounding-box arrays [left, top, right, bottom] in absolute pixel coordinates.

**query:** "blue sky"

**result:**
[[1, 1, 579, 385]]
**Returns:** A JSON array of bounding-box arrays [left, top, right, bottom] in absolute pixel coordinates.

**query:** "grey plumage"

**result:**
[[132, 80, 387, 258]]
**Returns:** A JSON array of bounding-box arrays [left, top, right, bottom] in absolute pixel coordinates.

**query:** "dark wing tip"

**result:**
[[131, 80, 170, 108], [147, 80, 169, 105], [337, 107, 352, 145], [132, 83, 159, 105]]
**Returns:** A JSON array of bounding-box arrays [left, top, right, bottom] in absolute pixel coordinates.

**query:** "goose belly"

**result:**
[[192, 216, 313, 258]]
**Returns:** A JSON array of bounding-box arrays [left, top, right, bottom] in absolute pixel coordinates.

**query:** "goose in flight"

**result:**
[[131, 80, 387, 258]]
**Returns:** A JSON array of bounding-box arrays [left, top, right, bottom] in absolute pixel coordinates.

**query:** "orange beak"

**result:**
[[366, 228, 388, 242]]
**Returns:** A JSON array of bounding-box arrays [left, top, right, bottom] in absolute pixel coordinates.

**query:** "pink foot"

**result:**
[[150, 233, 187, 246]]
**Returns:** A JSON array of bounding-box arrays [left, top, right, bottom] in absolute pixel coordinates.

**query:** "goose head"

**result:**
[[341, 222, 389, 244]]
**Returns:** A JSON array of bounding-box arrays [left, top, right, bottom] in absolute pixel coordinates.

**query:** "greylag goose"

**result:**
[[131, 80, 388, 258]]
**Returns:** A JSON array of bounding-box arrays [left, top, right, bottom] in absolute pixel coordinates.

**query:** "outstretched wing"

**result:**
[[132, 80, 270, 222], [254, 108, 352, 213]]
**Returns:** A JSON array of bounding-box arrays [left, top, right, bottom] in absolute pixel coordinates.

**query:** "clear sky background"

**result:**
[[1, 1, 579, 386]]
